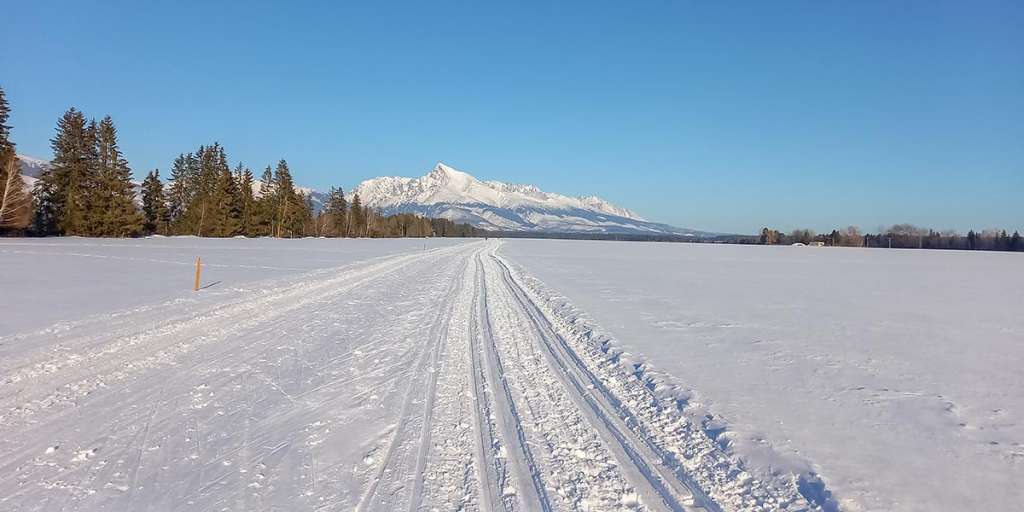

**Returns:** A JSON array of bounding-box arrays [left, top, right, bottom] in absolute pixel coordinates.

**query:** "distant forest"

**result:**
[[0, 86, 481, 239], [494, 228, 1023, 252], [752, 225, 1022, 252]]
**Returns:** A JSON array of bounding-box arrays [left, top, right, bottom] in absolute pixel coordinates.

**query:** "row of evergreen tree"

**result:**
[[0, 86, 482, 239], [756, 225, 1023, 251]]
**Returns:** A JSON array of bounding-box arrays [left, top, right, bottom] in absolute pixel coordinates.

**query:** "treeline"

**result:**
[[755, 224, 1023, 252], [0, 87, 482, 239]]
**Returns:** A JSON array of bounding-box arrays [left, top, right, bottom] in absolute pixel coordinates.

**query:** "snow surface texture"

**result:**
[[354, 162, 710, 236], [0, 237, 820, 511], [500, 239, 1024, 512]]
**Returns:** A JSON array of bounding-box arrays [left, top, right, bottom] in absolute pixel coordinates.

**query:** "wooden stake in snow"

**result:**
[[194, 257, 202, 291]]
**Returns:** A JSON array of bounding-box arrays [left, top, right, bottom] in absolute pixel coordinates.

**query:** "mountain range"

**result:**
[[16, 155, 708, 236], [353, 162, 707, 236]]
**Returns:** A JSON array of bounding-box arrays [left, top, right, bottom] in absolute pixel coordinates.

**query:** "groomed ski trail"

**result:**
[[0, 240, 818, 512]]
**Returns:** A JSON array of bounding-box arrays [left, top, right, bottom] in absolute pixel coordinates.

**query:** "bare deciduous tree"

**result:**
[[0, 155, 32, 231]]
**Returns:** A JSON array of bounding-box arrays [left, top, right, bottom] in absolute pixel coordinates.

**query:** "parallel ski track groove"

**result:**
[[468, 254, 508, 512], [490, 249, 719, 512], [356, 251, 472, 512], [473, 253, 552, 512]]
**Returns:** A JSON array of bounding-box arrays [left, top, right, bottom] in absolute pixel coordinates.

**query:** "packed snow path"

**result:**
[[0, 241, 814, 511]]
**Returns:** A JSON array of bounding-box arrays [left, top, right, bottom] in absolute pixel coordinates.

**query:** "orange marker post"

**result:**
[[194, 257, 202, 291]]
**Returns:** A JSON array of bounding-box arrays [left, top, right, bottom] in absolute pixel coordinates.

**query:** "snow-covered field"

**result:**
[[1, 237, 1019, 511], [502, 240, 1024, 511], [0, 237, 467, 333]]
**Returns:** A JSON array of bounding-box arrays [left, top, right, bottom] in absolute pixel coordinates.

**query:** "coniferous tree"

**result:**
[[166, 153, 194, 226], [210, 156, 242, 237], [253, 165, 275, 236], [323, 186, 347, 237], [174, 144, 223, 236], [300, 193, 316, 237], [141, 169, 170, 235], [36, 108, 95, 235], [348, 193, 363, 237], [235, 163, 257, 236], [0, 86, 12, 161], [271, 159, 305, 237], [89, 116, 142, 236], [0, 87, 32, 233]]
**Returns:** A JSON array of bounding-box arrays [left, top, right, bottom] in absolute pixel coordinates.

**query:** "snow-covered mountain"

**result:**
[[353, 162, 708, 235], [15, 154, 48, 188]]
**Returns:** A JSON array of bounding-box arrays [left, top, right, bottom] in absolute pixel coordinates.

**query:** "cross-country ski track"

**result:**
[[0, 240, 820, 511]]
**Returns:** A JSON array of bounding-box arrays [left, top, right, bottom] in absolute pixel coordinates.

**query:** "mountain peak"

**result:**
[[424, 162, 476, 191], [432, 162, 458, 174], [351, 162, 711, 236]]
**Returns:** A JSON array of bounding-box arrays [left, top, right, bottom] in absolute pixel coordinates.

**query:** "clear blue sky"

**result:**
[[4, 1, 1022, 234]]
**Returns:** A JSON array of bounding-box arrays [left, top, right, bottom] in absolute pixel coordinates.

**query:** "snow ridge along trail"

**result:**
[[0, 240, 820, 511]]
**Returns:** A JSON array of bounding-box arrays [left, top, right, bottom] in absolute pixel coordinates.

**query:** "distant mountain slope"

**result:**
[[354, 162, 710, 236], [15, 154, 48, 188]]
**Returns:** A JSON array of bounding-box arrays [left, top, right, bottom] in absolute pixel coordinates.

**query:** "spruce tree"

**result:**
[[166, 153, 194, 227], [141, 169, 169, 235], [90, 116, 142, 236], [37, 108, 94, 235], [210, 158, 242, 237], [253, 165, 275, 236], [175, 144, 222, 236], [300, 193, 315, 237], [349, 193, 363, 237], [235, 163, 256, 236], [0, 86, 13, 161], [272, 159, 302, 237], [323, 186, 347, 237]]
